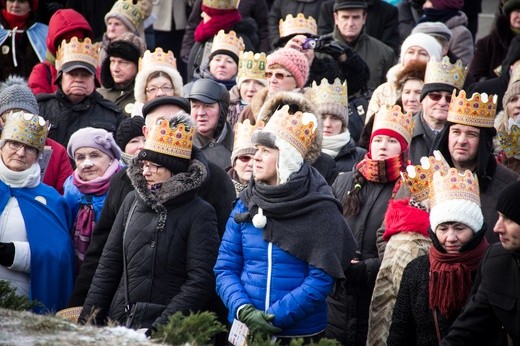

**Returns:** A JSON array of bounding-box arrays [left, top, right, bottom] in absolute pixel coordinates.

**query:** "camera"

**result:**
[[302, 37, 319, 50], [301, 36, 347, 59]]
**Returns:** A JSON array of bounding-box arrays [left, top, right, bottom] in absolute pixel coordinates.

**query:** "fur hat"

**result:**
[[115, 116, 145, 151], [0, 76, 38, 116], [395, 61, 427, 90], [400, 33, 442, 65], [496, 181, 520, 226], [67, 127, 121, 160], [267, 48, 309, 88]]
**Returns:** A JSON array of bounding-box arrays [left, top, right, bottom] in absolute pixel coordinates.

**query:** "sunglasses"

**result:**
[[236, 155, 253, 162], [265, 72, 294, 80], [428, 92, 452, 103]]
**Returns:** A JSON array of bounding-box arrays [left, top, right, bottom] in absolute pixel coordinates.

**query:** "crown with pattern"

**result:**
[[107, 0, 145, 30], [497, 125, 520, 158], [211, 30, 245, 58], [144, 118, 194, 160], [401, 150, 450, 203], [447, 90, 497, 128], [1, 111, 49, 152], [429, 168, 480, 209], [279, 13, 318, 38], [55, 37, 98, 72], [139, 48, 177, 72], [202, 0, 239, 10], [372, 105, 414, 145], [233, 119, 265, 151], [237, 51, 267, 81], [263, 105, 317, 157], [424, 57, 467, 90], [310, 78, 348, 109]]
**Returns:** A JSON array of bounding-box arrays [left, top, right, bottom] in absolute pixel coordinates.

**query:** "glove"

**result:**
[[238, 304, 281, 336], [0, 242, 15, 267], [345, 260, 367, 285]]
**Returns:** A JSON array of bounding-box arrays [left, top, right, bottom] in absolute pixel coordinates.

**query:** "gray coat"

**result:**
[[193, 122, 234, 170]]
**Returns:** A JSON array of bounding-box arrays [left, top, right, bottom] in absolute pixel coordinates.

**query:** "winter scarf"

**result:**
[[0, 158, 40, 188], [357, 153, 404, 183], [193, 7, 241, 43], [2, 10, 29, 30], [322, 131, 351, 159], [236, 163, 356, 279], [428, 237, 488, 318], [196, 65, 237, 90], [419, 8, 460, 24]]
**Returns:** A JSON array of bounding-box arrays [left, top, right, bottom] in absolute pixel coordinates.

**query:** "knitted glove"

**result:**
[[238, 304, 281, 336], [0, 242, 15, 267]]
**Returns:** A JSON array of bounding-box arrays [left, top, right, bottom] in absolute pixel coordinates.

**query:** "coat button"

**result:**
[[209, 143, 214, 148], [150, 241, 156, 248]]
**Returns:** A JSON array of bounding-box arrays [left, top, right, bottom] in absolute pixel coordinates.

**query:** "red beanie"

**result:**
[[370, 128, 408, 153]]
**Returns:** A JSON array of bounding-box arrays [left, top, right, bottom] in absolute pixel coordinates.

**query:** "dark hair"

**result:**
[[146, 71, 173, 86], [358, 113, 375, 150], [342, 169, 366, 216]]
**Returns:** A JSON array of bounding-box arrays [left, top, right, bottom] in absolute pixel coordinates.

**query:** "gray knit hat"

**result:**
[[0, 76, 39, 116]]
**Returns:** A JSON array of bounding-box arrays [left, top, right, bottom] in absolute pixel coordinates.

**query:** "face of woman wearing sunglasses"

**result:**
[[266, 66, 297, 94], [234, 154, 254, 184]]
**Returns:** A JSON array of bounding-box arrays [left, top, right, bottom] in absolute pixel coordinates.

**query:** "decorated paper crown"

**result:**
[[401, 150, 450, 203], [55, 37, 98, 72], [263, 105, 317, 157], [373, 105, 414, 145], [233, 119, 265, 152], [139, 48, 177, 72], [310, 78, 348, 109], [1, 111, 49, 152], [429, 168, 480, 209], [144, 118, 194, 160], [211, 30, 245, 58], [279, 13, 318, 38], [108, 0, 146, 30], [424, 57, 467, 90], [237, 51, 267, 81], [497, 125, 520, 158], [202, 0, 239, 9], [447, 90, 497, 128]]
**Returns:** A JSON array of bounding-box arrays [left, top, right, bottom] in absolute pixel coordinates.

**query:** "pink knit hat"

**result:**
[[267, 48, 309, 88]]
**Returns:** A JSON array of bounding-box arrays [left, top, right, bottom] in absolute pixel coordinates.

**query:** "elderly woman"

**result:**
[[388, 168, 489, 345], [64, 127, 122, 273], [79, 114, 219, 336], [395, 61, 427, 115], [0, 111, 74, 312]]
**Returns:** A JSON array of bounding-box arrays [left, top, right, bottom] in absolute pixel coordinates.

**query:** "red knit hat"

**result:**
[[370, 128, 408, 152], [267, 48, 310, 88]]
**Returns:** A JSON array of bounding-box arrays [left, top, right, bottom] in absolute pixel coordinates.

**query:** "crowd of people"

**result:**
[[0, 0, 519, 344]]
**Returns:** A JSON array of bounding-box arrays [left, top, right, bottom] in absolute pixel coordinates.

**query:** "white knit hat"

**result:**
[[400, 33, 442, 65]]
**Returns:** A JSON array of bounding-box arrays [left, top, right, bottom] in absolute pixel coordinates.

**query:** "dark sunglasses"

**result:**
[[237, 155, 253, 162], [428, 92, 452, 103], [265, 72, 294, 80]]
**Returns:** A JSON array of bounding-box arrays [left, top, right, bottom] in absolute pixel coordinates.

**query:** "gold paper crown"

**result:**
[[202, 0, 239, 10], [211, 30, 245, 58], [279, 13, 318, 38], [145, 119, 194, 159], [372, 105, 414, 145], [233, 119, 265, 152], [430, 168, 480, 209], [237, 51, 267, 81], [263, 105, 317, 157], [139, 48, 177, 72], [310, 78, 348, 109], [1, 111, 49, 152], [401, 151, 450, 202], [509, 64, 520, 87], [55, 37, 99, 72], [109, 0, 145, 29], [497, 125, 520, 158], [447, 90, 497, 128], [424, 57, 467, 90]]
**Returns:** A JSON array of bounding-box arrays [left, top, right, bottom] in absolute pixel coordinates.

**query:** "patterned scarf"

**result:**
[[356, 154, 403, 183]]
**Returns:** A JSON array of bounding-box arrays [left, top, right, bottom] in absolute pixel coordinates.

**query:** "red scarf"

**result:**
[[356, 153, 404, 183], [2, 10, 29, 30], [193, 7, 242, 43], [428, 238, 488, 318]]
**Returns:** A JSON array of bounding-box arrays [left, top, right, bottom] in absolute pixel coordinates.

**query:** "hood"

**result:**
[[248, 87, 269, 120], [46, 9, 93, 56], [256, 91, 322, 164]]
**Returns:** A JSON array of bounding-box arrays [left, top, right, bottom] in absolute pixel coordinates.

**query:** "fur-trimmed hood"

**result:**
[[248, 87, 270, 120], [256, 91, 322, 164]]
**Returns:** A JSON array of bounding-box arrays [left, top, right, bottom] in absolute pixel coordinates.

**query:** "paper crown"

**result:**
[[202, 0, 239, 9], [1, 111, 49, 152], [139, 47, 177, 72], [424, 57, 467, 90], [237, 51, 267, 81], [233, 119, 265, 152], [310, 78, 348, 109], [429, 168, 480, 209], [108, 0, 146, 29], [497, 125, 520, 158], [263, 105, 317, 157], [211, 30, 245, 58], [144, 118, 194, 160], [279, 13, 318, 38], [55, 37, 98, 72], [373, 105, 414, 145], [401, 150, 450, 203], [509, 64, 520, 86], [447, 90, 497, 128]]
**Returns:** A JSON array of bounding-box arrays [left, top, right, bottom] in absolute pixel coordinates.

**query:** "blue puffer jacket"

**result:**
[[63, 176, 107, 223], [214, 200, 335, 337]]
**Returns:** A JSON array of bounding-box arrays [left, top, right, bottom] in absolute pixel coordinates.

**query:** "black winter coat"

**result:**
[[334, 139, 366, 173], [79, 158, 220, 328], [37, 89, 125, 148]]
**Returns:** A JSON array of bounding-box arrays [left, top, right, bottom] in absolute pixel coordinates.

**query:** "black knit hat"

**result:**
[[496, 181, 520, 226], [115, 116, 145, 151]]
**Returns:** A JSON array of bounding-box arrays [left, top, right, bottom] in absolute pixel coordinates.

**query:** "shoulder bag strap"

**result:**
[[123, 198, 139, 314]]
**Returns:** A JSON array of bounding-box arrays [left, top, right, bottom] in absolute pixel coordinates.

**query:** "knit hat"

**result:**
[[310, 78, 349, 129], [142, 96, 191, 118], [371, 105, 414, 151], [67, 127, 122, 160], [430, 0, 463, 10], [496, 181, 520, 226], [400, 33, 442, 65], [411, 22, 452, 43], [503, 0, 520, 16], [267, 48, 309, 89], [503, 65, 520, 109], [334, 0, 368, 11], [429, 168, 483, 233], [137, 113, 194, 174], [115, 116, 145, 151], [0, 76, 39, 116], [104, 0, 150, 35]]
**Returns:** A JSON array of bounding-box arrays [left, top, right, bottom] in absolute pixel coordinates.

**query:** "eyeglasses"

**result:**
[[236, 155, 253, 163], [428, 92, 452, 103], [265, 72, 294, 80], [145, 85, 174, 94], [6, 141, 38, 157], [139, 162, 163, 173]]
